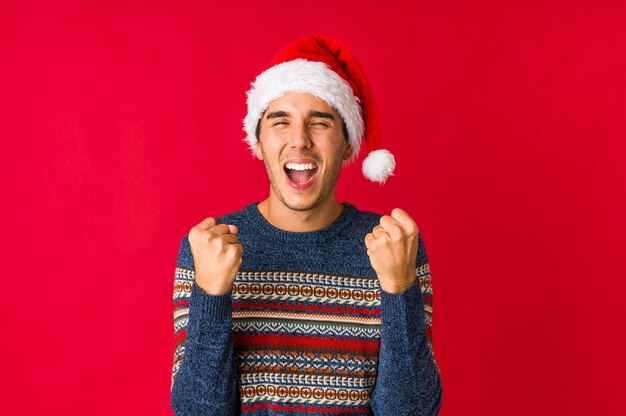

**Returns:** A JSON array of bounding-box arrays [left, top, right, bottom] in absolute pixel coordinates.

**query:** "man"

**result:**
[[170, 36, 442, 415]]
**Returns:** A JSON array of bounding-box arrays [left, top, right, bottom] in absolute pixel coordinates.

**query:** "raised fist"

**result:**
[[188, 217, 243, 295], [364, 208, 420, 294]]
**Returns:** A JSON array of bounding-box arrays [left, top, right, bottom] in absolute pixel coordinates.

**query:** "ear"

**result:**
[[255, 141, 264, 160], [342, 141, 353, 161]]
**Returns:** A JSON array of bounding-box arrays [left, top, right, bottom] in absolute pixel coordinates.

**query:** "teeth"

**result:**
[[285, 162, 316, 171]]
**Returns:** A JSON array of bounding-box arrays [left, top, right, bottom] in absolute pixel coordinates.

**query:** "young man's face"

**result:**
[[255, 92, 353, 212]]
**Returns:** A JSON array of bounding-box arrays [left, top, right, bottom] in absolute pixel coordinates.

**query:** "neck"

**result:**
[[257, 192, 344, 232]]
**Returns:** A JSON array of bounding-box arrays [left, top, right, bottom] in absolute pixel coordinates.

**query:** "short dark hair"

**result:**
[[255, 110, 350, 143]]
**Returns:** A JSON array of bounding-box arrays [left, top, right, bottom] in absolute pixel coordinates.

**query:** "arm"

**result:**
[[170, 236, 240, 416], [370, 233, 442, 415]]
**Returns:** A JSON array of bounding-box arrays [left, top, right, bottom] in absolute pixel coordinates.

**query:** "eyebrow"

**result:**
[[310, 111, 335, 120], [265, 110, 336, 120], [266, 111, 289, 120]]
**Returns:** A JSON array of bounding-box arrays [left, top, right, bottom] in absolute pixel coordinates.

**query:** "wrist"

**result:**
[[195, 273, 234, 296], [379, 273, 417, 294], [197, 283, 233, 296]]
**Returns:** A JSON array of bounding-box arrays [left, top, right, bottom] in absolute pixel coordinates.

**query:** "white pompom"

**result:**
[[362, 149, 396, 183]]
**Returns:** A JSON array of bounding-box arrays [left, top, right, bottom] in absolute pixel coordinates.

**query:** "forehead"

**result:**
[[266, 92, 338, 114]]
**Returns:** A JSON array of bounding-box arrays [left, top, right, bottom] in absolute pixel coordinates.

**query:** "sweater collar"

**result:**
[[244, 202, 357, 243]]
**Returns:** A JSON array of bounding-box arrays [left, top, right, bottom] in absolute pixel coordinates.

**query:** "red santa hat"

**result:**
[[243, 36, 396, 183]]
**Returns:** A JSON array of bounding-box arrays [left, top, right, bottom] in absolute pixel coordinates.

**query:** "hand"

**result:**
[[365, 208, 420, 294], [188, 217, 243, 295]]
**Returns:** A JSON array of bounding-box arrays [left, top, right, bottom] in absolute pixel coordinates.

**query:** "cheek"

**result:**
[[328, 141, 349, 162], [258, 139, 283, 160], [265, 132, 289, 150]]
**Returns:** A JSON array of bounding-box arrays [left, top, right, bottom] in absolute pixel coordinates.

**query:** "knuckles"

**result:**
[[228, 243, 243, 255], [364, 234, 373, 248], [388, 227, 403, 242], [366, 221, 419, 251], [188, 225, 240, 253]]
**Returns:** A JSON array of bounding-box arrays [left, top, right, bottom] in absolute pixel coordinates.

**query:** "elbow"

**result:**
[[170, 377, 240, 416], [170, 379, 189, 416], [170, 376, 198, 416], [427, 377, 443, 416], [370, 371, 443, 416]]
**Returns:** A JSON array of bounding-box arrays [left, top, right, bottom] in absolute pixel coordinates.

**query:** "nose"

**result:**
[[289, 122, 312, 150]]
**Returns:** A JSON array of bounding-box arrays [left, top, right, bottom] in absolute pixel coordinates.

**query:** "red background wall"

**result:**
[[1, 1, 625, 414]]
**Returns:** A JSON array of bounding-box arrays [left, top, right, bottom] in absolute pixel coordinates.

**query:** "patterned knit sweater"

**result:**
[[170, 202, 442, 415]]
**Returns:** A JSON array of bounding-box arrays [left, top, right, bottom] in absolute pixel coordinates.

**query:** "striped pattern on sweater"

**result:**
[[171, 265, 435, 413]]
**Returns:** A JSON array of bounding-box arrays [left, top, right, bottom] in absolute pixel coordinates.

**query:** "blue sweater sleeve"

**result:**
[[170, 238, 240, 415], [370, 235, 443, 415]]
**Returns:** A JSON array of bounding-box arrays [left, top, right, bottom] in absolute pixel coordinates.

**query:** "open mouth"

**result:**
[[284, 161, 319, 188]]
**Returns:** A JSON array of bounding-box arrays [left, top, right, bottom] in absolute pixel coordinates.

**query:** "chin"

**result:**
[[279, 188, 332, 212], [281, 197, 321, 212]]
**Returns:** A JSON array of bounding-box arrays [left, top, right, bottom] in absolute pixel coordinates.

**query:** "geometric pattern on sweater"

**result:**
[[416, 262, 438, 371], [233, 321, 380, 339], [233, 271, 380, 306], [238, 374, 374, 407], [231, 270, 381, 413], [233, 310, 381, 326], [171, 268, 194, 389], [417, 263, 434, 333], [170, 262, 438, 400], [236, 350, 378, 378]]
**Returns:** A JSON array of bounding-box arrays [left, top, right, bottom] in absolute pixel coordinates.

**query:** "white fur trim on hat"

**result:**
[[362, 149, 395, 183], [243, 58, 364, 163]]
